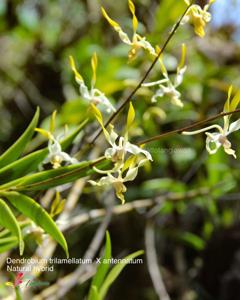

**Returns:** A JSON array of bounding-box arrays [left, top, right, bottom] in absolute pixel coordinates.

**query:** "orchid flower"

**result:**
[[89, 103, 152, 203], [35, 111, 78, 169], [101, 0, 157, 62], [182, 86, 240, 158], [89, 167, 139, 204], [142, 44, 187, 107], [182, 0, 215, 38], [69, 54, 115, 114], [92, 102, 152, 168]]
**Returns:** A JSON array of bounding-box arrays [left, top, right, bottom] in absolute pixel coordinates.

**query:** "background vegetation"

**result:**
[[1, 0, 240, 299]]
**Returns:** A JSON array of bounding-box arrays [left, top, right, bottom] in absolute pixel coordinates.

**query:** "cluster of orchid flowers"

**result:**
[[89, 103, 152, 204], [36, 0, 233, 205], [68, 0, 216, 115]]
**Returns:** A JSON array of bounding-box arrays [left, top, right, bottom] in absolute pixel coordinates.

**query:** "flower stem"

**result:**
[[138, 109, 240, 145]]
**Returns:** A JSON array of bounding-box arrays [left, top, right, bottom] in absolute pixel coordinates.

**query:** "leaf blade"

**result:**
[[0, 119, 88, 184], [0, 108, 39, 169], [99, 250, 144, 299], [0, 198, 24, 255], [1, 192, 69, 257], [90, 232, 112, 294], [0, 158, 108, 191]]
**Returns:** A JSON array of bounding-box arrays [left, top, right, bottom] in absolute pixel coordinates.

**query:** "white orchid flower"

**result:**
[[43, 137, 78, 169], [92, 102, 152, 166], [183, 121, 240, 158], [182, 0, 215, 38], [101, 0, 157, 62], [89, 103, 153, 204], [183, 86, 240, 158], [89, 167, 139, 204], [104, 125, 152, 167], [35, 111, 78, 169], [142, 44, 187, 107], [69, 54, 115, 114]]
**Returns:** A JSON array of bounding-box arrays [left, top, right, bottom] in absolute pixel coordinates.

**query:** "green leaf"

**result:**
[[99, 250, 144, 299], [88, 286, 101, 300], [0, 236, 18, 245], [1, 192, 69, 257], [0, 158, 109, 191], [0, 119, 88, 184], [0, 237, 18, 254], [0, 198, 24, 255], [180, 232, 205, 250], [0, 108, 39, 169], [88, 231, 111, 300]]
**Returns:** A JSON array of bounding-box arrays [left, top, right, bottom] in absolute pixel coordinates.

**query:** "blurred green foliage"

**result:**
[[1, 0, 240, 299]]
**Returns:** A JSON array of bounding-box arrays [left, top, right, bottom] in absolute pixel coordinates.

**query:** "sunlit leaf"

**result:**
[[0, 237, 18, 254], [0, 108, 39, 169], [88, 286, 100, 300], [1, 192, 69, 257], [0, 120, 88, 184], [92, 232, 112, 289], [99, 250, 144, 299], [0, 158, 109, 191], [0, 199, 24, 255]]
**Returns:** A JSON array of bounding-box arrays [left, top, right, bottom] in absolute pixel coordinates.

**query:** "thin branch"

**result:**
[[62, 187, 209, 231], [90, 1, 194, 144], [145, 220, 171, 300], [138, 109, 240, 145]]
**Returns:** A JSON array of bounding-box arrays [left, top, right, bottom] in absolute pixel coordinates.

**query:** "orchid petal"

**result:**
[[228, 119, 240, 134]]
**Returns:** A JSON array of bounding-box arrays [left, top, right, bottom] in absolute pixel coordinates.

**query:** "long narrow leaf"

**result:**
[[0, 108, 39, 169], [92, 231, 112, 289], [0, 119, 88, 185], [88, 231, 112, 300], [0, 237, 18, 254], [1, 192, 69, 257], [0, 199, 24, 255], [0, 158, 109, 191], [88, 286, 101, 300], [99, 250, 144, 299]]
